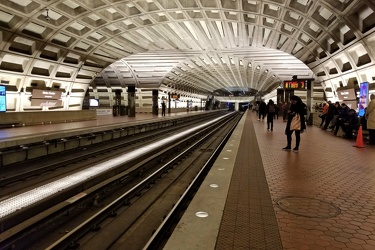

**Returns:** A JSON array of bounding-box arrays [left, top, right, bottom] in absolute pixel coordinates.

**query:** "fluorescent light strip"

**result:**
[[199, 21, 212, 39], [184, 21, 198, 40]]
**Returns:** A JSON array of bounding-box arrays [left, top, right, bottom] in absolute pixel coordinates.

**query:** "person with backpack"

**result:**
[[266, 99, 276, 131]]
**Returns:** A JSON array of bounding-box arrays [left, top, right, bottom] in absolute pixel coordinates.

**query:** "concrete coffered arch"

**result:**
[[0, 0, 375, 111]]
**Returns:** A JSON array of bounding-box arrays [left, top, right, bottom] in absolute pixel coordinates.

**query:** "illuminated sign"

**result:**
[[283, 80, 306, 90], [90, 99, 99, 107], [0, 85, 6, 112], [359, 82, 369, 116], [171, 94, 180, 99]]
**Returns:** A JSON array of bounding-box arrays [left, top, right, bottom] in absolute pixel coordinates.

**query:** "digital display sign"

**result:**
[[359, 82, 369, 116], [0, 85, 6, 112], [171, 94, 180, 99], [90, 99, 99, 107], [283, 80, 306, 90]]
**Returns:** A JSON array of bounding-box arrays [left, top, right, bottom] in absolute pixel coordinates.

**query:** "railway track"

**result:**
[[0, 111, 223, 190], [0, 111, 242, 250]]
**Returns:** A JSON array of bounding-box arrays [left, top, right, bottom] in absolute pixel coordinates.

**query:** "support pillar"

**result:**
[[152, 90, 158, 115], [168, 93, 171, 115], [285, 90, 294, 102], [277, 89, 284, 104], [306, 79, 313, 125], [127, 85, 136, 117], [112, 89, 122, 116], [235, 102, 239, 111]]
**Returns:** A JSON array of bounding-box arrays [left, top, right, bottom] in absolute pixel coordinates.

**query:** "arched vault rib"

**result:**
[[0, 0, 374, 110]]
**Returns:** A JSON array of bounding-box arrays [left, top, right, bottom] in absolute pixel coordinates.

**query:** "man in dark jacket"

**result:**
[[341, 109, 359, 139], [333, 103, 349, 135]]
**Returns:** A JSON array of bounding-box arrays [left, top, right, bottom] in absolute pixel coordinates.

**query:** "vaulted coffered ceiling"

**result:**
[[0, 0, 375, 109]]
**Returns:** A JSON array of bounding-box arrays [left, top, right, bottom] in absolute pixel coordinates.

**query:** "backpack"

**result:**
[[269, 104, 275, 113]]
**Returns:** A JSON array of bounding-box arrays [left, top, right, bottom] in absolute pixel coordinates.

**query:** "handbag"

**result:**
[[290, 114, 301, 130]]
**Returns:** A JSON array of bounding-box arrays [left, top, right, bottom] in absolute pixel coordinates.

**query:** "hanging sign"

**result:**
[[283, 80, 306, 90]]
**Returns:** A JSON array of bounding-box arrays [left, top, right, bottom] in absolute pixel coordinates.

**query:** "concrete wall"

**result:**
[[0, 110, 96, 126]]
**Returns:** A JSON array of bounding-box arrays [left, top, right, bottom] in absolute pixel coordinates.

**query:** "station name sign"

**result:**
[[32, 89, 62, 99], [32, 89, 63, 107], [283, 80, 306, 90]]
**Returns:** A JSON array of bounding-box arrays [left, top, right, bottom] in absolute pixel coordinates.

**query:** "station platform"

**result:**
[[165, 110, 375, 250], [0, 110, 207, 166], [0, 111, 197, 147]]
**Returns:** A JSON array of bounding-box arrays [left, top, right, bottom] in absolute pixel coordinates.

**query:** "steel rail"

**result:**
[[44, 113, 239, 250], [142, 113, 242, 249], [0, 112, 222, 188]]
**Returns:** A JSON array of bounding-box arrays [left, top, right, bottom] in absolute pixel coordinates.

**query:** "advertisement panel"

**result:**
[[0, 85, 6, 112], [359, 82, 369, 116]]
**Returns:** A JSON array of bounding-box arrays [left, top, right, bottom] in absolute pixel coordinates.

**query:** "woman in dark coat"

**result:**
[[283, 95, 307, 152]]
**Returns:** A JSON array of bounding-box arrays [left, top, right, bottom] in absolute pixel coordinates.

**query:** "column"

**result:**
[[306, 79, 313, 125], [127, 85, 136, 117], [152, 90, 158, 115], [168, 93, 171, 115], [285, 90, 294, 102], [235, 102, 239, 111], [277, 89, 284, 104]]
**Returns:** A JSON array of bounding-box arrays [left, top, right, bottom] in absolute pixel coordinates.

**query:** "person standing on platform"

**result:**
[[282, 95, 307, 152], [266, 99, 276, 131], [161, 101, 166, 116], [282, 102, 289, 121], [258, 100, 266, 121], [323, 100, 334, 130], [365, 94, 375, 144]]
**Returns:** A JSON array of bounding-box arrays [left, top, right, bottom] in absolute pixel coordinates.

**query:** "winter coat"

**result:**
[[266, 102, 276, 114], [366, 99, 375, 129], [259, 102, 267, 113], [285, 98, 307, 133]]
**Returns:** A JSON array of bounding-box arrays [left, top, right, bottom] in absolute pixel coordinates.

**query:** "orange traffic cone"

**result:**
[[353, 125, 366, 148]]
